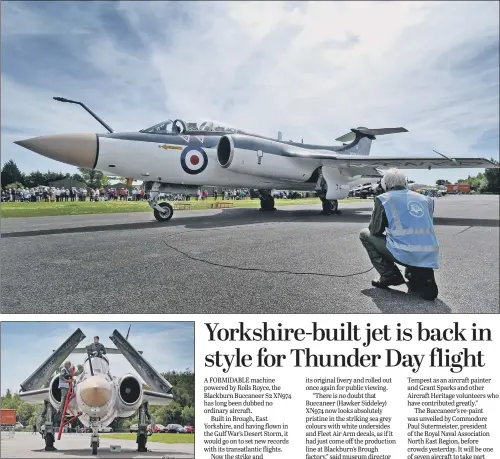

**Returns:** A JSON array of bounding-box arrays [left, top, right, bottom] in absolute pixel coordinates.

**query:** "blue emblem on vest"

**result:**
[[377, 189, 439, 269]]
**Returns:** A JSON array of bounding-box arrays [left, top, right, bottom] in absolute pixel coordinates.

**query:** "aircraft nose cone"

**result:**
[[14, 133, 97, 168], [80, 377, 112, 407]]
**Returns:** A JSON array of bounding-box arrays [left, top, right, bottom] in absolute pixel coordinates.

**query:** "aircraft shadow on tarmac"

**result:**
[[2, 207, 499, 239], [30, 446, 192, 457], [361, 288, 452, 314]]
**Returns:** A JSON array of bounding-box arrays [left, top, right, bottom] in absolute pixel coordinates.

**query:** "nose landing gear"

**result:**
[[90, 420, 100, 455], [153, 202, 173, 222], [148, 182, 174, 222]]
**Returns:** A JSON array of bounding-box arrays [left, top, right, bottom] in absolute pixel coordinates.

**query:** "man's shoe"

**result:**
[[405, 267, 438, 301], [372, 273, 406, 289]]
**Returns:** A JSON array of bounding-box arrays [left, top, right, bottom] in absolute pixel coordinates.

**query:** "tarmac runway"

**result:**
[[0, 432, 194, 458], [1, 195, 499, 314]]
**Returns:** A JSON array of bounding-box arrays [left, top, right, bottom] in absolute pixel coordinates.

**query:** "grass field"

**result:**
[[1, 197, 365, 218], [101, 433, 194, 444]]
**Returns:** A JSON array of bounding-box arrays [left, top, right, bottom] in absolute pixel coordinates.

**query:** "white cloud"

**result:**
[[1, 0, 498, 184]]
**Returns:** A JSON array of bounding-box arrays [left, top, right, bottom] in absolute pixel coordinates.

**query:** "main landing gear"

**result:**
[[319, 197, 341, 215], [40, 401, 56, 451], [315, 168, 342, 215], [148, 182, 174, 222], [136, 402, 151, 452], [258, 189, 276, 211]]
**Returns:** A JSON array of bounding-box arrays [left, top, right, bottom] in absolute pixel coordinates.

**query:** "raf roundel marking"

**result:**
[[407, 201, 425, 218], [180, 146, 208, 175]]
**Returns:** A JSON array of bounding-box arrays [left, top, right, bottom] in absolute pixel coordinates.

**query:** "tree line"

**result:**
[[1, 160, 110, 189], [436, 164, 499, 193], [0, 370, 195, 429]]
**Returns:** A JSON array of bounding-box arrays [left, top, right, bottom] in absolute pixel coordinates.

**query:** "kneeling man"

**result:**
[[359, 168, 439, 300]]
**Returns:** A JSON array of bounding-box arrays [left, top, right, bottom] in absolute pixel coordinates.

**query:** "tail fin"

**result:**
[[336, 126, 408, 156]]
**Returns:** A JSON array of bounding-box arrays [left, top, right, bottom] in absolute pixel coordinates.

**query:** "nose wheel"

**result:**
[[92, 440, 98, 455], [153, 202, 173, 222]]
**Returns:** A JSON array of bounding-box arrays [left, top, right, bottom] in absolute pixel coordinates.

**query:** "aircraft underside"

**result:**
[[143, 171, 381, 222]]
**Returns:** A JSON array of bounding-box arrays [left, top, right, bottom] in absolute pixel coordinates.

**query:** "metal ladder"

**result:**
[[57, 367, 81, 440]]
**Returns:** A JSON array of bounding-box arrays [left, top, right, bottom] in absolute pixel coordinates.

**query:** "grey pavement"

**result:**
[[0, 432, 194, 458], [1, 195, 499, 314]]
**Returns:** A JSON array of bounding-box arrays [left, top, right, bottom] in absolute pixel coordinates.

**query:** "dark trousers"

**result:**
[[58, 387, 69, 422], [359, 229, 407, 278]]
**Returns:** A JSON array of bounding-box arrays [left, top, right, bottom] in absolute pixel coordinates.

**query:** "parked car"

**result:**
[[185, 425, 194, 433], [129, 424, 138, 433], [165, 424, 187, 433], [147, 424, 166, 433], [98, 426, 113, 433]]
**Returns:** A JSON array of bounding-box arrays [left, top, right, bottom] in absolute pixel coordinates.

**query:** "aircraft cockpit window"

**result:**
[[199, 120, 236, 133], [140, 120, 174, 134], [83, 355, 110, 375], [141, 119, 238, 134]]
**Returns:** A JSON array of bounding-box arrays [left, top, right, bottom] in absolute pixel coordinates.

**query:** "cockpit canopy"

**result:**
[[140, 119, 241, 135], [83, 355, 110, 375]]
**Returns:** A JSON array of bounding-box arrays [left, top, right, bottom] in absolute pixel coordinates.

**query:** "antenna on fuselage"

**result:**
[[277, 131, 283, 141], [126, 324, 131, 340]]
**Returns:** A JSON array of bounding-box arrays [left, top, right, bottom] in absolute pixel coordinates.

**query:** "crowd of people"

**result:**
[[1, 187, 147, 203], [1, 186, 313, 203], [1, 186, 255, 203]]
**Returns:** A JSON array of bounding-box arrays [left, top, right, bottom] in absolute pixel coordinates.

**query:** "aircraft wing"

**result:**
[[109, 330, 173, 394], [18, 388, 50, 404], [284, 150, 498, 169], [20, 328, 86, 392], [325, 155, 499, 169], [143, 389, 175, 406]]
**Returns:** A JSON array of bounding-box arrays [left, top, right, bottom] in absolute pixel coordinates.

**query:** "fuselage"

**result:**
[[96, 131, 381, 191], [49, 356, 144, 428], [14, 117, 382, 194]]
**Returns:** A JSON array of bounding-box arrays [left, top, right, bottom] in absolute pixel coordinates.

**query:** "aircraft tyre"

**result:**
[[44, 433, 55, 451], [259, 196, 276, 211], [153, 202, 174, 222], [92, 441, 98, 455], [320, 198, 340, 215], [137, 433, 148, 452]]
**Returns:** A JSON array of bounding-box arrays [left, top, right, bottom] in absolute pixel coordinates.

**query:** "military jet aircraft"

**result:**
[[14, 97, 498, 221], [18, 328, 173, 455]]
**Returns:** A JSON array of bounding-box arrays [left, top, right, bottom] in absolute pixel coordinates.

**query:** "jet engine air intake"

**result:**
[[217, 136, 233, 168], [217, 134, 311, 181], [119, 376, 142, 405], [50, 375, 62, 404]]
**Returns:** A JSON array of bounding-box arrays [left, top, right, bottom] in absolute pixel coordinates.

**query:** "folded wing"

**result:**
[[109, 330, 173, 394]]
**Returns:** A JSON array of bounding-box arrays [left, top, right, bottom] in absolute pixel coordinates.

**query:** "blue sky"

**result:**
[[0, 321, 194, 395], [1, 1, 498, 184]]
